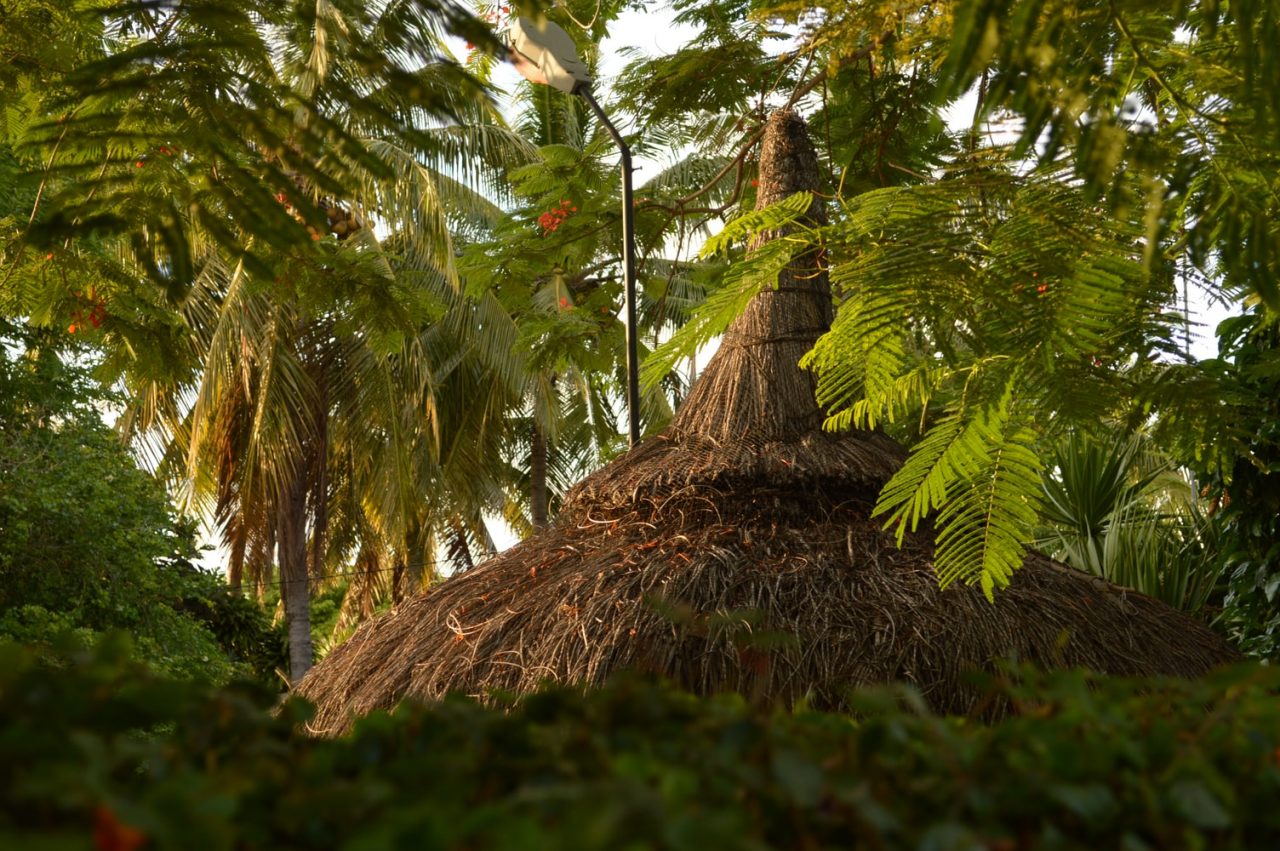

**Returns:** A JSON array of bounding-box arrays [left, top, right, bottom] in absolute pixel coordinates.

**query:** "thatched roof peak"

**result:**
[[671, 108, 830, 444]]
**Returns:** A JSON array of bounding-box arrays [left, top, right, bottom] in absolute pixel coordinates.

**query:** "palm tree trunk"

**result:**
[[448, 517, 475, 571], [308, 349, 330, 578], [227, 517, 246, 596], [278, 463, 313, 685], [530, 421, 549, 529], [392, 556, 406, 603]]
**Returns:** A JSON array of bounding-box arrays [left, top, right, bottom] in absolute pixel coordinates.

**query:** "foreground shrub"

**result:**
[[1, 637, 1277, 850]]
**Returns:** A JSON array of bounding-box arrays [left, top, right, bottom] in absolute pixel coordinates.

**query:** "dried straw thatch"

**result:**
[[297, 111, 1238, 734]]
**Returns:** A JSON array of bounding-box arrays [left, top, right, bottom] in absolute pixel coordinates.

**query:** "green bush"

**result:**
[[1, 637, 1278, 850], [173, 564, 288, 686], [0, 322, 284, 684]]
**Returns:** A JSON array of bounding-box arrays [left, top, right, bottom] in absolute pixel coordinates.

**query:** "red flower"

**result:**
[[559, 296, 570, 309], [135, 161, 144, 168], [1036, 284, 1048, 294], [538, 207, 571, 234], [93, 806, 147, 851]]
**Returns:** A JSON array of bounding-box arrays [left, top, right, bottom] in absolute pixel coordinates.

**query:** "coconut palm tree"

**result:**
[[52, 0, 537, 683]]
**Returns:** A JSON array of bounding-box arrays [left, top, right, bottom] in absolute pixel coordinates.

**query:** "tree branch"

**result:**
[[638, 36, 889, 222]]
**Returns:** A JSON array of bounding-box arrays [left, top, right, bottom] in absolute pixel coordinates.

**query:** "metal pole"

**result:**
[[579, 88, 641, 448]]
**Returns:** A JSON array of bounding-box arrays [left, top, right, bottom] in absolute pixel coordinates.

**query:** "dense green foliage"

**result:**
[[938, 0, 1280, 311], [1178, 312, 1280, 660], [0, 0, 539, 680], [176, 571, 288, 685], [0, 321, 282, 682], [2, 638, 1278, 850], [1034, 430, 1223, 612]]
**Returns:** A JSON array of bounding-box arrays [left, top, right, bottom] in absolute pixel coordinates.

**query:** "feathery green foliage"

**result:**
[[641, 192, 814, 391], [13, 0, 496, 298], [793, 156, 1172, 594], [872, 368, 1044, 599], [937, 0, 1280, 312], [615, 0, 1277, 602]]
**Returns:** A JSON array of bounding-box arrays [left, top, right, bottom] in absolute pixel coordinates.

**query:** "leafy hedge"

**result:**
[[2, 637, 1278, 851]]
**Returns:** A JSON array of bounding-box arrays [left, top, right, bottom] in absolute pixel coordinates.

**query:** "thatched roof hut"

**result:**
[[298, 111, 1238, 733]]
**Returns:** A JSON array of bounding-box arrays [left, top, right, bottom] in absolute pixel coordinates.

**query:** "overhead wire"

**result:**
[[227, 553, 498, 590]]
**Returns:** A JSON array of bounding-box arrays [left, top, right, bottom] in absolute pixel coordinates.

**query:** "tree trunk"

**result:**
[[308, 352, 330, 579], [392, 550, 407, 603], [530, 420, 549, 529], [448, 517, 475, 571], [277, 463, 313, 685], [227, 517, 246, 596]]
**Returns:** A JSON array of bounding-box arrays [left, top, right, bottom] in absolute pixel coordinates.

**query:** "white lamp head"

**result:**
[[507, 16, 592, 94]]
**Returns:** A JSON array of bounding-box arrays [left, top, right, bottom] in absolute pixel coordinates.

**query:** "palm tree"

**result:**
[[79, 0, 535, 683]]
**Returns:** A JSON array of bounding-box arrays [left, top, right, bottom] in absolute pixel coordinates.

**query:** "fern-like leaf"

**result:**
[[873, 365, 1043, 599], [640, 193, 814, 390], [641, 239, 794, 391]]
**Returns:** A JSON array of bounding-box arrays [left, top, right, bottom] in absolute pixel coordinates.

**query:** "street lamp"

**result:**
[[507, 16, 641, 448]]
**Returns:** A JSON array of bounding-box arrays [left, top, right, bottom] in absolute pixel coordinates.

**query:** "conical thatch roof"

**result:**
[[298, 111, 1238, 734]]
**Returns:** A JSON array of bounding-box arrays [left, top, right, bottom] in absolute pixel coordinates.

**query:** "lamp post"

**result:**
[[507, 16, 641, 448]]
